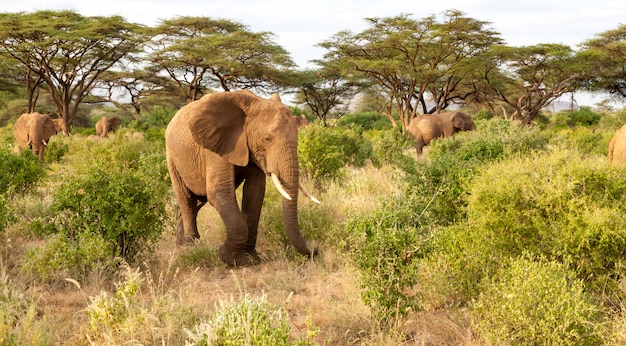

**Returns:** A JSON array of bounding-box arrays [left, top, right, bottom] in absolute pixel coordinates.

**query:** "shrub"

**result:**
[[466, 148, 626, 292], [0, 148, 46, 195], [48, 167, 168, 262], [336, 112, 392, 131], [569, 106, 603, 126], [184, 293, 312, 346], [19, 232, 119, 284], [366, 128, 412, 168], [345, 196, 429, 325], [472, 256, 605, 345], [44, 140, 69, 163], [405, 118, 549, 227], [298, 124, 373, 190]]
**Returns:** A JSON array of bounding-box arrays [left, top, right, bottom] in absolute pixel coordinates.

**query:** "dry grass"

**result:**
[[1, 152, 476, 345]]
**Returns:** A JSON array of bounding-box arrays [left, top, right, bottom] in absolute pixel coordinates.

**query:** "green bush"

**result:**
[[345, 196, 429, 324], [19, 232, 118, 284], [298, 124, 373, 190], [466, 148, 626, 291], [44, 140, 69, 163], [406, 118, 549, 227], [0, 148, 46, 195], [568, 106, 603, 126], [185, 293, 312, 346], [472, 256, 604, 345], [48, 167, 168, 262], [366, 128, 411, 168], [336, 112, 392, 131]]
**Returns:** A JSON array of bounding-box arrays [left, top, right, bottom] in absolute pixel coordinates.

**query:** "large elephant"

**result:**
[[608, 123, 626, 163], [407, 111, 477, 157], [95, 116, 122, 137], [165, 90, 319, 266], [13, 112, 58, 162]]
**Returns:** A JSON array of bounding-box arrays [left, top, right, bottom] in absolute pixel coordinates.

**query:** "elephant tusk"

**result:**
[[42, 139, 48, 146], [271, 173, 292, 200], [299, 182, 321, 204]]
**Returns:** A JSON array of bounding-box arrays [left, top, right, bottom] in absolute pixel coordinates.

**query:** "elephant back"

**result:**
[[609, 124, 626, 163]]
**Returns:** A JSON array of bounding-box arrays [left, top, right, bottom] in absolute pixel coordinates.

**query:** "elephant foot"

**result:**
[[219, 244, 261, 267]]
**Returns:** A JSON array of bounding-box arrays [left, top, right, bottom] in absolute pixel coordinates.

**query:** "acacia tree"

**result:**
[[96, 68, 175, 117], [579, 24, 626, 100], [318, 10, 501, 133], [0, 10, 148, 127], [295, 66, 360, 126], [485, 44, 584, 124], [148, 16, 296, 102]]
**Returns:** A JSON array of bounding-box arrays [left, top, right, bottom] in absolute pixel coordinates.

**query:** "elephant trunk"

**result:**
[[275, 149, 313, 257], [31, 127, 45, 161]]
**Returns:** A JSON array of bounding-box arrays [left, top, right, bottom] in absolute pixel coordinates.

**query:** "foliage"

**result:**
[[468, 148, 626, 291], [366, 127, 412, 168], [148, 16, 295, 100], [0, 148, 46, 195], [298, 123, 372, 190], [345, 196, 429, 325], [471, 256, 605, 345], [0, 10, 147, 122], [19, 233, 119, 284], [48, 166, 168, 262], [485, 44, 585, 124], [44, 140, 69, 163], [336, 112, 392, 131], [579, 23, 626, 99], [318, 10, 502, 131], [184, 293, 312, 346], [405, 118, 549, 226]]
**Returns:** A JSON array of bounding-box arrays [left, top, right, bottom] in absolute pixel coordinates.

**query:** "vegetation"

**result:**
[[3, 6, 626, 346]]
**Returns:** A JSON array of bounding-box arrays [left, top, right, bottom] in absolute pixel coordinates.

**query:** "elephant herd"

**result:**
[[12, 93, 626, 266], [12, 113, 121, 162]]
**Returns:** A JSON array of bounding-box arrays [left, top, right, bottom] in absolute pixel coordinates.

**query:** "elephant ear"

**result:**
[[451, 113, 466, 129], [188, 93, 250, 167], [42, 115, 57, 140]]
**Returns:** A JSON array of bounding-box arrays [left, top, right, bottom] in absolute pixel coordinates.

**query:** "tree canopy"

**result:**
[[148, 16, 296, 102], [0, 10, 147, 126], [318, 10, 502, 132]]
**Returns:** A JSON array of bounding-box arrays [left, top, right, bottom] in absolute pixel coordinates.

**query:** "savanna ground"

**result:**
[[3, 107, 626, 345]]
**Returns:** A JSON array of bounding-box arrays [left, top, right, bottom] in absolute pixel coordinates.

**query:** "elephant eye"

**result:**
[[262, 134, 272, 145]]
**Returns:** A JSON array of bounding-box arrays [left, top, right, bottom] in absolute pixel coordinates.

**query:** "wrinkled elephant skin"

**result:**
[[13, 112, 58, 162], [408, 111, 477, 157], [165, 90, 315, 266]]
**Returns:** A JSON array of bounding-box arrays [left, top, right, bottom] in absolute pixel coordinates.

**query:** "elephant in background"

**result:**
[[166, 90, 319, 266], [53, 118, 70, 136], [13, 112, 58, 162], [608, 123, 626, 163], [95, 116, 122, 137], [407, 111, 477, 157], [294, 114, 310, 128]]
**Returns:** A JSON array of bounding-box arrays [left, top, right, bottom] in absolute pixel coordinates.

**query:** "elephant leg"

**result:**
[[210, 176, 260, 266], [240, 166, 266, 254], [167, 161, 201, 245]]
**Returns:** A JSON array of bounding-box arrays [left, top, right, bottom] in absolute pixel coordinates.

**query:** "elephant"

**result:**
[[165, 90, 320, 266], [407, 111, 477, 157], [52, 118, 70, 136], [13, 112, 58, 162], [294, 114, 310, 128], [95, 116, 122, 137], [608, 123, 626, 163]]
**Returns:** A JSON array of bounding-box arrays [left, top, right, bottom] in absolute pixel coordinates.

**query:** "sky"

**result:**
[[2, 0, 626, 106]]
